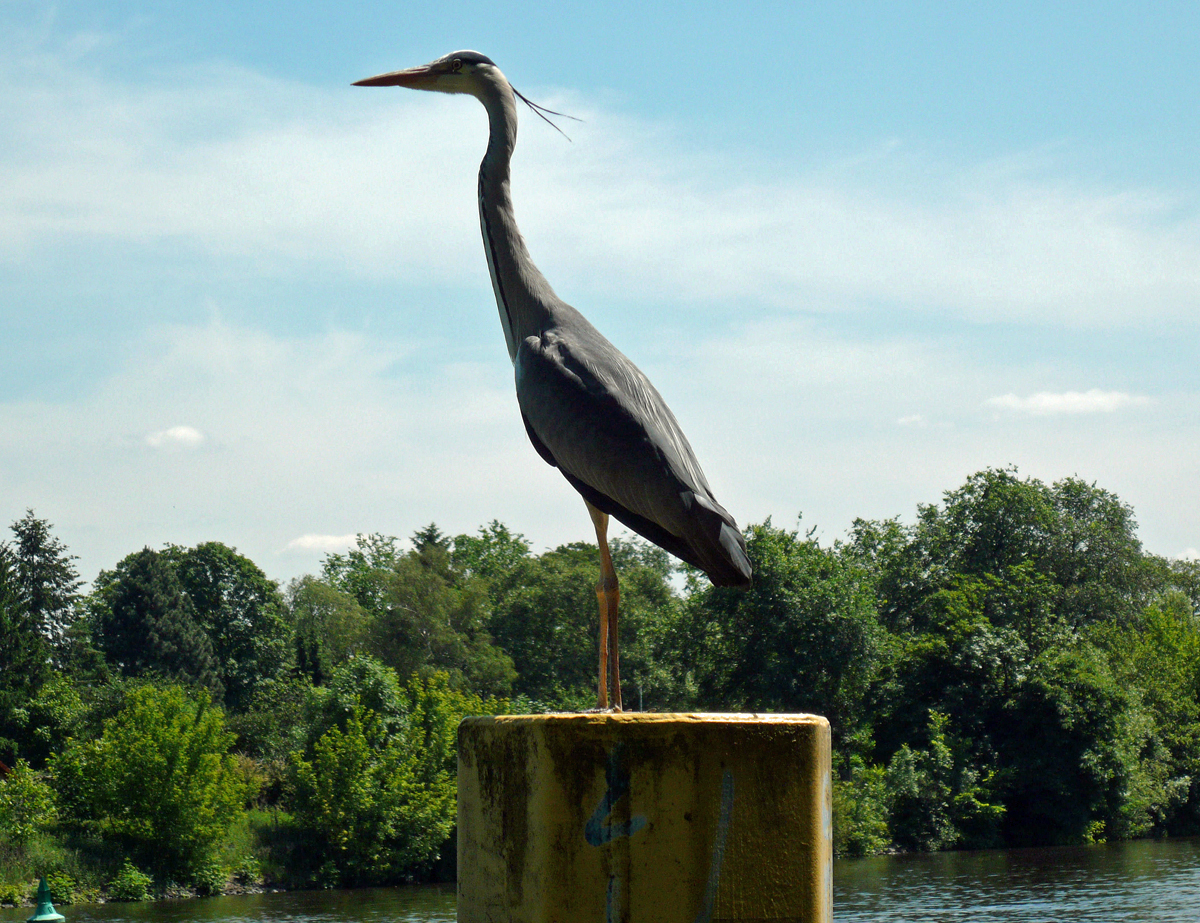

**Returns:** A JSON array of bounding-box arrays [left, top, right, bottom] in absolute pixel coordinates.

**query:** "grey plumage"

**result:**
[[355, 52, 751, 705]]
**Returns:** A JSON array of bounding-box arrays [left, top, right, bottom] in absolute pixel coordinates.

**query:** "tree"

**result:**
[[90, 548, 223, 696], [288, 660, 493, 885], [6, 510, 82, 645], [1046, 477, 1154, 628], [288, 576, 369, 685], [322, 534, 516, 696], [323, 533, 405, 614], [368, 546, 515, 695], [0, 547, 50, 762], [412, 523, 450, 553], [167, 542, 292, 711], [1092, 590, 1200, 834], [884, 711, 1004, 851], [684, 522, 886, 741], [0, 758, 56, 845], [487, 542, 606, 706], [50, 684, 254, 879], [290, 704, 454, 886], [452, 521, 531, 590]]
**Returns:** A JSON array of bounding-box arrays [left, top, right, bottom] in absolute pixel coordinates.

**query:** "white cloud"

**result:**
[[897, 414, 927, 427], [1, 313, 1195, 588], [285, 533, 359, 553], [145, 425, 205, 449], [0, 318, 571, 582], [1180, 548, 1200, 561], [985, 390, 1152, 416], [2, 48, 1199, 330]]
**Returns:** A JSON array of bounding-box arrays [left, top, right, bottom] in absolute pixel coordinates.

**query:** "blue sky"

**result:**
[[3, 1, 1198, 585]]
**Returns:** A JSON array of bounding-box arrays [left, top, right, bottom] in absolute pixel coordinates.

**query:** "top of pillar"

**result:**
[[462, 712, 829, 728]]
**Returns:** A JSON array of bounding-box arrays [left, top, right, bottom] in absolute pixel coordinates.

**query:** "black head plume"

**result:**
[[512, 86, 581, 141]]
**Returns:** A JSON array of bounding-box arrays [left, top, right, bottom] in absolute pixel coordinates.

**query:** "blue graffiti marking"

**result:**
[[585, 743, 648, 847], [693, 770, 735, 923], [606, 874, 618, 923]]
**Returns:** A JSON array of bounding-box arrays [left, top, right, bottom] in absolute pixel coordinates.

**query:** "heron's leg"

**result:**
[[586, 501, 623, 711], [587, 501, 611, 709]]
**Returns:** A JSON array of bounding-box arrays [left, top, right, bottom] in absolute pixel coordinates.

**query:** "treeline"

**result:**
[[1, 467, 1199, 901]]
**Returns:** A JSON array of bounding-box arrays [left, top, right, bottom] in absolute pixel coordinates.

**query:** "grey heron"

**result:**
[[355, 51, 751, 710]]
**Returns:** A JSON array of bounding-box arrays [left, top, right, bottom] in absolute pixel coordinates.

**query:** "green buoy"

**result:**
[[27, 878, 65, 923]]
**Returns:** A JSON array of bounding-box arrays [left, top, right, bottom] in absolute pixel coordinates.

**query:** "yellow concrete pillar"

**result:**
[[458, 713, 831, 923]]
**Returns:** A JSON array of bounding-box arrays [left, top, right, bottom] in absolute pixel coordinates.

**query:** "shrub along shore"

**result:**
[[2, 466, 1199, 901]]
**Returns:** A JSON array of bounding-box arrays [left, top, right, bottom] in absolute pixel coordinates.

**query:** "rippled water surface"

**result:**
[[5, 838, 1199, 923], [834, 837, 1200, 922]]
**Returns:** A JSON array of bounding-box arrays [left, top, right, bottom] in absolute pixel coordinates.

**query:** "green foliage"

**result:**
[[228, 676, 311, 767], [322, 534, 406, 614], [288, 577, 369, 685], [0, 828, 107, 906], [107, 859, 152, 901], [43, 871, 76, 904], [14, 674, 88, 769], [480, 532, 687, 709], [685, 522, 887, 741], [0, 511, 88, 764], [0, 881, 27, 906], [1092, 590, 1200, 833], [190, 856, 228, 896], [165, 542, 292, 712], [290, 705, 451, 886], [368, 546, 515, 695], [89, 544, 290, 712], [487, 542, 607, 704], [849, 468, 1193, 848], [3, 466, 1198, 876], [287, 660, 499, 886], [50, 684, 255, 881], [6, 511, 83, 646], [0, 547, 50, 763], [322, 534, 516, 696], [833, 760, 890, 857], [0, 759, 56, 844], [883, 712, 1004, 851], [452, 521, 531, 587], [90, 549, 224, 696]]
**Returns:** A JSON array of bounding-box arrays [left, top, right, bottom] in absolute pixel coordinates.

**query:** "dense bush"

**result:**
[[107, 859, 152, 901], [50, 684, 255, 881], [288, 662, 497, 886], [0, 759, 56, 844]]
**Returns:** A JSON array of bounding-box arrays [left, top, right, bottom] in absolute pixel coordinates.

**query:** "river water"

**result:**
[[5, 837, 1199, 922]]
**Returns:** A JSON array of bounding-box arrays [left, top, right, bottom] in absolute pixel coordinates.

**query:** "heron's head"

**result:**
[[353, 51, 500, 97], [355, 51, 577, 139]]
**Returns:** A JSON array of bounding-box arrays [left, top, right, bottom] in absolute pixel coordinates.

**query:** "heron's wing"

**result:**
[[515, 325, 751, 586]]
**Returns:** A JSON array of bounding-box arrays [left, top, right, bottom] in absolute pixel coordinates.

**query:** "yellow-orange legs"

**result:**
[[587, 501, 622, 711]]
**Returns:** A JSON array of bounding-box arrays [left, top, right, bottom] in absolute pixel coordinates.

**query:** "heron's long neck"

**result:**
[[477, 84, 557, 363]]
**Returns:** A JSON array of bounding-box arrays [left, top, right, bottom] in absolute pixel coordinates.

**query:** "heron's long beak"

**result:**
[[353, 65, 436, 89]]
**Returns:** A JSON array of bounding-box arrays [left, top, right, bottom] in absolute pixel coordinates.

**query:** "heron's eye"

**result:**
[[451, 58, 463, 72]]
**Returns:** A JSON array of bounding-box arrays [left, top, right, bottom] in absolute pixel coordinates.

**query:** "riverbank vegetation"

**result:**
[[1, 467, 1198, 901]]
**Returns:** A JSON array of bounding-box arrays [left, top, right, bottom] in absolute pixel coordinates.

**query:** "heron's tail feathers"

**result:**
[[687, 493, 753, 588]]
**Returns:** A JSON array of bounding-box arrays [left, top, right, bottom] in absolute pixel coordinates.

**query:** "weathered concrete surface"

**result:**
[[458, 713, 831, 923]]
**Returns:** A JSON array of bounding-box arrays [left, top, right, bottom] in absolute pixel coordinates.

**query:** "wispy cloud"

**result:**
[[2, 45, 1199, 330], [985, 390, 1152, 416], [146, 425, 205, 449], [285, 534, 359, 554]]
